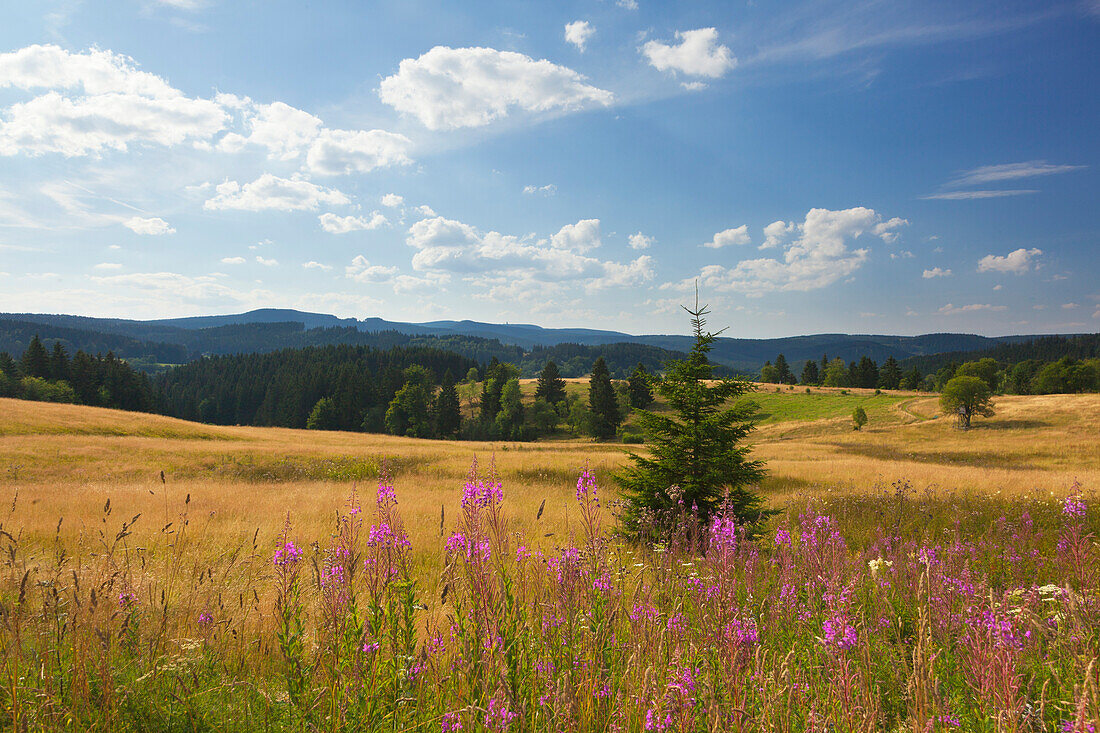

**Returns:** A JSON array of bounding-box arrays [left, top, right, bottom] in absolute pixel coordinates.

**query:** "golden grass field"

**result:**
[[0, 386, 1096, 565]]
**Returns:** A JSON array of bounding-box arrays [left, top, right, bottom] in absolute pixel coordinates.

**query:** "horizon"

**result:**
[[0, 2, 1097, 336]]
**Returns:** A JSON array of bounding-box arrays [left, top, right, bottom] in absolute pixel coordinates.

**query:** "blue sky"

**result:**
[[0, 0, 1096, 337]]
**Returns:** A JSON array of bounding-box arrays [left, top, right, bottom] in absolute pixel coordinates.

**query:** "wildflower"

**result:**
[[644, 708, 672, 732], [709, 515, 738, 555], [576, 465, 599, 504], [197, 611, 214, 624], [362, 641, 380, 654], [774, 528, 792, 548], [118, 590, 138, 608], [441, 711, 463, 731], [822, 617, 858, 651], [377, 481, 396, 507], [483, 697, 517, 731], [273, 540, 303, 566], [936, 714, 961, 728], [868, 557, 893, 577], [724, 616, 759, 647], [1062, 495, 1086, 519]]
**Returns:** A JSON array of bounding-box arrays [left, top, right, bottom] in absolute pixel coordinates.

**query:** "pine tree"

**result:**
[[20, 335, 49, 379], [820, 354, 829, 381], [479, 357, 503, 422], [0, 352, 15, 377], [857, 356, 878, 389], [434, 370, 461, 437], [628, 362, 654, 408], [534, 360, 567, 405], [800, 359, 820, 385], [616, 298, 766, 534], [49, 342, 71, 382], [879, 356, 901, 390], [774, 353, 794, 384], [588, 357, 620, 439]]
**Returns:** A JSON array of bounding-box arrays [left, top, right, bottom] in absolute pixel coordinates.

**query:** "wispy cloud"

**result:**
[[946, 160, 1085, 187], [921, 190, 1038, 200]]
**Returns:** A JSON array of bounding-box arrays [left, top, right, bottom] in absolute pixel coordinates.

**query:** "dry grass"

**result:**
[[0, 391, 1096, 562]]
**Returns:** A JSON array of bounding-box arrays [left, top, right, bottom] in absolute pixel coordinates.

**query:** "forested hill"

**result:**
[[898, 333, 1100, 375], [5, 308, 1068, 373], [157, 344, 479, 431]]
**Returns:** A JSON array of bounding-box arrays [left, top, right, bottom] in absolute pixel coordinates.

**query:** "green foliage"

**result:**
[[940, 376, 995, 429], [852, 406, 867, 431], [955, 358, 999, 392], [617, 301, 766, 533], [434, 371, 462, 437], [587, 357, 620, 439], [529, 399, 559, 434], [306, 396, 341, 430], [495, 377, 525, 439], [534, 360, 566, 405], [773, 353, 794, 384], [799, 359, 820, 385], [17, 376, 77, 403], [823, 358, 849, 387], [19, 334, 49, 379], [628, 362, 654, 408], [759, 361, 779, 383], [878, 356, 901, 390], [386, 365, 435, 438]]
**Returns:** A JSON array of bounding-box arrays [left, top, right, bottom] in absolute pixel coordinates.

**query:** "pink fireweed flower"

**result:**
[[774, 528, 792, 548], [645, 708, 672, 732], [197, 610, 214, 624], [709, 515, 738, 555], [320, 565, 346, 588], [273, 540, 303, 566], [377, 480, 397, 507], [576, 466, 599, 505], [483, 697, 517, 731], [1062, 495, 1087, 519], [822, 617, 858, 651], [461, 478, 503, 508], [118, 590, 138, 608], [724, 616, 759, 647], [362, 640, 380, 654], [441, 712, 463, 732]]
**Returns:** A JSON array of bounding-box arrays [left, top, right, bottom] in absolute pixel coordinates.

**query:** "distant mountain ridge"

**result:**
[[0, 308, 1077, 373]]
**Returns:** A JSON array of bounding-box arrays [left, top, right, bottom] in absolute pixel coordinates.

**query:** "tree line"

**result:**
[[757, 348, 1100, 395]]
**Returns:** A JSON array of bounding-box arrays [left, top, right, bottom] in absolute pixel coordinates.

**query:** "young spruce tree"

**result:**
[[617, 297, 766, 534], [587, 357, 620, 439], [534, 360, 567, 406]]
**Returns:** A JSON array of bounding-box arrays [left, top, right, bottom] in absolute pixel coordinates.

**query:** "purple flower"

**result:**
[[1062, 495, 1087, 519], [576, 466, 599, 504], [774, 528, 792, 548], [197, 611, 214, 624], [441, 712, 463, 732], [483, 697, 516, 731], [273, 540, 303, 566], [822, 617, 858, 651], [118, 590, 138, 608]]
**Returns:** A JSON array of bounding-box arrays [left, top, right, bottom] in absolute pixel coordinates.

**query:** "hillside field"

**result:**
[[1, 387, 1095, 558]]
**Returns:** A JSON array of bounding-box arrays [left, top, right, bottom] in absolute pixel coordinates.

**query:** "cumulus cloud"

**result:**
[[642, 28, 736, 78], [318, 211, 387, 233], [0, 45, 226, 157], [221, 256, 246, 264], [378, 46, 614, 130], [123, 216, 175, 235], [92, 262, 122, 270], [404, 215, 652, 295], [939, 303, 1007, 315], [217, 101, 322, 159], [977, 247, 1042, 274], [873, 217, 908, 243], [204, 174, 350, 212], [523, 184, 557, 196], [565, 21, 595, 51], [922, 267, 951, 278], [380, 193, 404, 207], [345, 255, 398, 283], [703, 225, 750, 248], [947, 160, 1085, 187], [255, 255, 278, 266], [304, 128, 412, 176], [668, 207, 899, 296], [302, 261, 333, 271], [761, 220, 795, 249], [628, 232, 653, 250]]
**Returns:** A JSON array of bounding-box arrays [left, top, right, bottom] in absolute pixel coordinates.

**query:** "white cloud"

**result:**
[[303, 261, 333, 271], [393, 272, 451, 294], [939, 303, 1007, 315], [345, 255, 398, 283], [703, 225, 750, 248], [204, 174, 350, 212], [642, 28, 736, 78], [122, 216, 175, 235], [304, 128, 412, 176], [921, 190, 1038, 200], [221, 256, 246, 264], [92, 262, 122, 270], [922, 267, 951, 278], [977, 247, 1042, 274], [378, 46, 614, 130], [628, 232, 653, 250], [217, 101, 322, 160], [873, 217, 908, 243], [255, 255, 278, 266], [993, 284, 1003, 290], [617, 0, 638, 8], [681, 81, 707, 91], [565, 21, 595, 52], [761, 220, 795, 249], [523, 183, 557, 196], [404, 215, 652, 294], [947, 160, 1085, 187], [318, 211, 387, 233], [415, 204, 437, 217], [550, 218, 601, 252], [670, 207, 895, 296], [1062, 302, 1078, 310], [380, 193, 404, 207], [0, 45, 226, 157], [88, 271, 254, 305]]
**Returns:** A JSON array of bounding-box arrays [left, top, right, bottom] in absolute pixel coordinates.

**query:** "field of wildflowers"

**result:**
[[0, 459, 1096, 731]]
